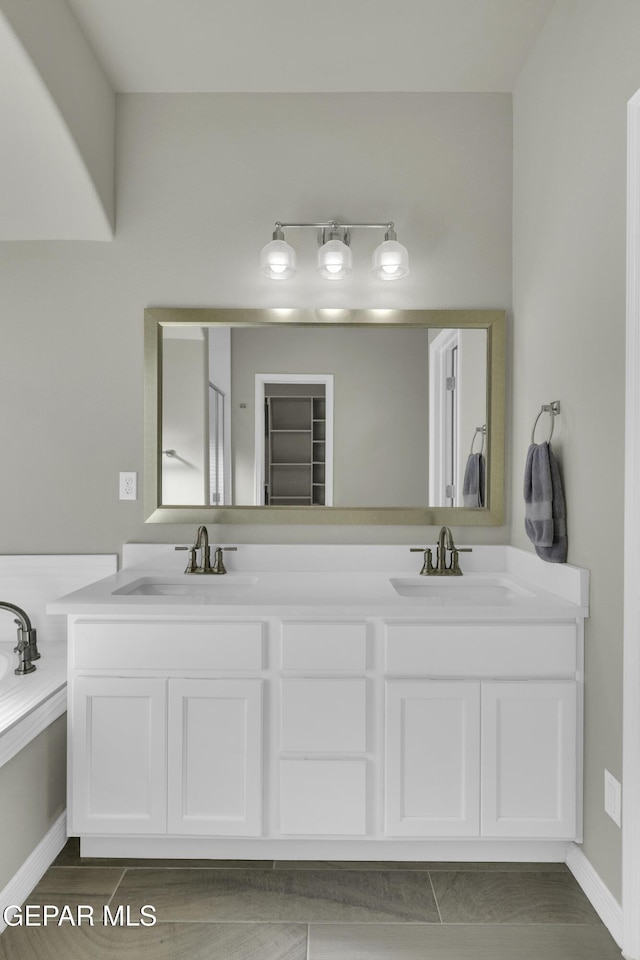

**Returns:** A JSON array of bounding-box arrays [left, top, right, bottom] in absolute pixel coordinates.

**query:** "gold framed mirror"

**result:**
[[144, 308, 505, 525]]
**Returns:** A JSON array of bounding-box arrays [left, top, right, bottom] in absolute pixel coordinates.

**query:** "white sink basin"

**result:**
[[389, 576, 534, 604], [112, 576, 258, 599]]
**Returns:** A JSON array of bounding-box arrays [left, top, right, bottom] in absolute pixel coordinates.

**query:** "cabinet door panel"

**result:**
[[70, 678, 167, 834], [385, 681, 480, 837], [167, 679, 262, 836], [481, 681, 577, 838], [280, 759, 367, 835]]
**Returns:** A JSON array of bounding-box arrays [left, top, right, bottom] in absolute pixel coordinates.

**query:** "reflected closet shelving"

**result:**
[[264, 391, 326, 505]]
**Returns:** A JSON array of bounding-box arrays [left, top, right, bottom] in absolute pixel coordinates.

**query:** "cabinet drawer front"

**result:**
[[280, 759, 367, 835], [281, 622, 367, 671], [385, 622, 577, 677], [72, 621, 264, 671], [281, 679, 367, 753]]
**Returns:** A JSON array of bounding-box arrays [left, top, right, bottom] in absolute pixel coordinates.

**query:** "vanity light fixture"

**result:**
[[260, 220, 409, 281], [316, 223, 353, 280], [371, 225, 410, 280], [259, 225, 297, 279]]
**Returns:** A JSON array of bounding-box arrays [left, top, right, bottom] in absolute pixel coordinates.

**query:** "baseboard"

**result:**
[[80, 835, 571, 861], [566, 843, 623, 948], [0, 811, 67, 934]]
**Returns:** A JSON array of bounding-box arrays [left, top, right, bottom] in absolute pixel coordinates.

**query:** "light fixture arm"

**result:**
[[274, 220, 395, 232], [275, 219, 396, 253]]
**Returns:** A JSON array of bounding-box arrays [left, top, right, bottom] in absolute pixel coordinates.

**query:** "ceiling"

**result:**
[[65, 0, 556, 93]]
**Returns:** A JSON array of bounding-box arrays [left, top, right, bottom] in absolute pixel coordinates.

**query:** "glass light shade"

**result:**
[[259, 239, 297, 280], [316, 239, 353, 280], [371, 239, 410, 280]]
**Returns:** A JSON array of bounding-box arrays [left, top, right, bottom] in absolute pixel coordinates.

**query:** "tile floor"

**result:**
[[0, 841, 622, 959]]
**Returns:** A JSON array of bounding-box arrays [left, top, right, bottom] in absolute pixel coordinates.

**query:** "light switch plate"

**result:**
[[604, 769, 622, 827]]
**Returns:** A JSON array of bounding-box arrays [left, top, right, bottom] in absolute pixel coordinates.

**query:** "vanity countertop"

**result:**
[[48, 545, 589, 621]]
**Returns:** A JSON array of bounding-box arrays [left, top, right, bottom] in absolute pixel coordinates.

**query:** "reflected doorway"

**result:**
[[254, 374, 334, 506]]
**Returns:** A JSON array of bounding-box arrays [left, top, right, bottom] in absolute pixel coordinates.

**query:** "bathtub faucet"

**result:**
[[0, 602, 39, 675]]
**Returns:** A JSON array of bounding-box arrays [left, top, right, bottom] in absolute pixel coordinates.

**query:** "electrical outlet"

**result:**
[[119, 471, 137, 501], [604, 769, 622, 827]]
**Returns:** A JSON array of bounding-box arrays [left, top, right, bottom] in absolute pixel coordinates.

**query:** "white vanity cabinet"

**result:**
[[383, 621, 580, 841], [64, 600, 584, 859], [68, 620, 265, 839], [385, 679, 577, 839]]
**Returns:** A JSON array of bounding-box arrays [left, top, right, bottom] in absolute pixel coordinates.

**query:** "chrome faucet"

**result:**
[[0, 602, 39, 675], [411, 527, 472, 576], [175, 526, 237, 574]]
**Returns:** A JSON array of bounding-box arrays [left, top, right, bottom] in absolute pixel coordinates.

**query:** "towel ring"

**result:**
[[531, 401, 560, 444], [470, 425, 486, 455]]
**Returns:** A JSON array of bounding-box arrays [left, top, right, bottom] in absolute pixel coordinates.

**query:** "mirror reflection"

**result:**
[[161, 325, 487, 509]]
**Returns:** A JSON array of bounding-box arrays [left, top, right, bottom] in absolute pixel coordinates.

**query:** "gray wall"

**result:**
[[231, 326, 431, 507], [512, 0, 640, 901], [0, 92, 512, 552], [162, 336, 208, 504], [0, 716, 66, 891]]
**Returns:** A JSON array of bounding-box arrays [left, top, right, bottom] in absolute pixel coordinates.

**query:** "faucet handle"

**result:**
[[175, 545, 198, 573], [410, 547, 434, 576], [207, 546, 237, 575], [210, 547, 227, 575], [449, 546, 472, 575]]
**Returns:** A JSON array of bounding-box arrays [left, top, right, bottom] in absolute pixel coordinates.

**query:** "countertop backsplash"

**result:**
[[0, 555, 117, 644]]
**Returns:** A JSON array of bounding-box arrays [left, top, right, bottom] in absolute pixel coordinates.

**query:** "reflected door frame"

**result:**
[[429, 328, 460, 507], [254, 373, 334, 507]]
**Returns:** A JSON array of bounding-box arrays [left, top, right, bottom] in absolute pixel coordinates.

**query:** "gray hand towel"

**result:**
[[463, 452, 485, 507], [523, 442, 567, 563]]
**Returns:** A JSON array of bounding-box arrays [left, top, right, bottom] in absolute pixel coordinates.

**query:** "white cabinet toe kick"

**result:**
[[66, 614, 584, 861]]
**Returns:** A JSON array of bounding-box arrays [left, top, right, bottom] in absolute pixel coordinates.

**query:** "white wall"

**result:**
[[512, 0, 640, 901], [0, 93, 512, 552]]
